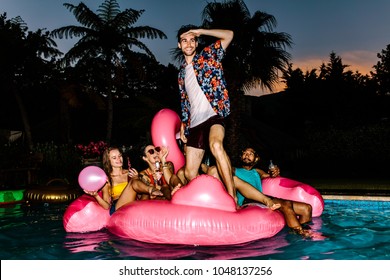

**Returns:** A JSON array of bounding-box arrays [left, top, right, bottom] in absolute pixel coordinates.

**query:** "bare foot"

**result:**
[[149, 186, 163, 199], [292, 226, 326, 239], [171, 184, 182, 196], [270, 203, 281, 210]]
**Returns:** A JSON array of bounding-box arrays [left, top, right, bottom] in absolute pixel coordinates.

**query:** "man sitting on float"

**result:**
[[205, 147, 314, 237]]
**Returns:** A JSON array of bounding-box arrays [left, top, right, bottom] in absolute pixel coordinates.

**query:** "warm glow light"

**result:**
[[293, 50, 376, 76], [245, 50, 378, 97]]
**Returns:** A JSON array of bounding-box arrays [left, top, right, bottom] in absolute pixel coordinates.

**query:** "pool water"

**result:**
[[0, 200, 389, 260]]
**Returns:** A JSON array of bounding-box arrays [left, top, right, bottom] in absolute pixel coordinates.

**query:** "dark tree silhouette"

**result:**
[[51, 0, 167, 142], [199, 0, 293, 162], [371, 44, 390, 96], [0, 13, 61, 150]]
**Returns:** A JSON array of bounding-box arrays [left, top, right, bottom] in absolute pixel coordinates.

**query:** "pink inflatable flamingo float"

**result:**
[[63, 108, 324, 245]]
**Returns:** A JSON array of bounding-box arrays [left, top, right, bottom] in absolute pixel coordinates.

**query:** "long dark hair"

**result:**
[[102, 146, 122, 186]]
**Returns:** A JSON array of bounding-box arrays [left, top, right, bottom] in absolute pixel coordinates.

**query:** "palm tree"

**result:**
[[200, 0, 293, 162], [201, 0, 292, 92], [51, 0, 167, 142]]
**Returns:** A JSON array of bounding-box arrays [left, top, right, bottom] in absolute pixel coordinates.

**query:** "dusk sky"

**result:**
[[2, 0, 390, 93]]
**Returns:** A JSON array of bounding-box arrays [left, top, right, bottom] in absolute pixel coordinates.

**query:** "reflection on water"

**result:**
[[64, 230, 290, 260], [1, 201, 389, 260]]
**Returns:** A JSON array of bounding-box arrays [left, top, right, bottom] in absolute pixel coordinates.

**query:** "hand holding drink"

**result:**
[[268, 160, 280, 177], [127, 156, 139, 178], [127, 156, 131, 170], [154, 162, 163, 186]]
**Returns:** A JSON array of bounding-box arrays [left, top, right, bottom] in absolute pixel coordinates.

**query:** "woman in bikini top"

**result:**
[[83, 146, 164, 214]]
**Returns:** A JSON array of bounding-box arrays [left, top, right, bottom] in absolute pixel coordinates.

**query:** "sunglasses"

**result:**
[[146, 146, 161, 155]]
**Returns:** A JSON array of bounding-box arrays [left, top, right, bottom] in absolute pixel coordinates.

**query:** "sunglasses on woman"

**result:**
[[146, 146, 161, 155]]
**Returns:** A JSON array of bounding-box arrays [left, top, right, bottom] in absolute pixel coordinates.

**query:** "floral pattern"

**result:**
[[76, 141, 108, 158], [178, 40, 231, 136]]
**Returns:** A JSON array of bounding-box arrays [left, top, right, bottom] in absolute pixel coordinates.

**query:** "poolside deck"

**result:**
[[306, 177, 390, 201]]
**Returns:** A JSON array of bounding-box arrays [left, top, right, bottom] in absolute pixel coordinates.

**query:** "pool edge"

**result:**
[[323, 194, 390, 201]]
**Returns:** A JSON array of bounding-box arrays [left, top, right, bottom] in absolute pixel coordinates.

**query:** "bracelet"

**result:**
[[162, 162, 169, 168]]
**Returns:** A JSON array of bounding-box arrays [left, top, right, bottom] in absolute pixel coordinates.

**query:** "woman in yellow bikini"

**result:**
[[83, 146, 163, 215]]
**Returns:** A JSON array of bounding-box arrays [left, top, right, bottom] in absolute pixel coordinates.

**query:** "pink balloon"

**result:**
[[151, 108, 185, 173], [78, 166, 107, 191]]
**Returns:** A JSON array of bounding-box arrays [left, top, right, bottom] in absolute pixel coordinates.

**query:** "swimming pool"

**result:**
[[0, 199, 389, 260]]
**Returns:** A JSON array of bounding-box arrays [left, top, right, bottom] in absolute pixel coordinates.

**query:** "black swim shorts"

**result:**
[[186, 115, 226, 150]]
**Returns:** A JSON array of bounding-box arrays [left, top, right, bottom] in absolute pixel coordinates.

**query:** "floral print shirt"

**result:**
[[178, 40, 231, 136]]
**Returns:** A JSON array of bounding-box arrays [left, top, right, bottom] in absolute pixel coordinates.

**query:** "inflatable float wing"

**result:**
[[107, 175, 285, 246], [262, 177, 324, 217], [63, 194, 110, 232]]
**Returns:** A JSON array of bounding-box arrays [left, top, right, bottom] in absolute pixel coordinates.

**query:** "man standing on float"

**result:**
[[176, 25, 236, 202]]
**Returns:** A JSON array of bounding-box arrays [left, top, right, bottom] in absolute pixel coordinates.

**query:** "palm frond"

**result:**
[[250, 11, 277, 32], [63, 2, 102, 29], [199, 0, 293, 92], [51, 25, 90, 39], [26, 29, 62, 59], [124, 38, 156, 60], [125, 26, 167, 40], [97, 0, 121, 22], [113, 9, 144, 27]]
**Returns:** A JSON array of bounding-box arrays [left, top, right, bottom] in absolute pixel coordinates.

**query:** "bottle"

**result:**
[[154, 162, 162, 186], [155, 161, 160, 172], [268, 160, 275, 177], [127, 156, 132, 177], [127, 156, 131, 170]]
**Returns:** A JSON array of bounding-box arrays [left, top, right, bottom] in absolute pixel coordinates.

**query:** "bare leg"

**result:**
[[176, 167, 188, 185], [209, 164, 313, 237], [115, 180, 138, 210], [131, 178, 162, 196], [206, 165, 278, 208], [206, 165, 219, 177], [200, 163, 210, 174], [116, 178, 163, 209], [271, 197, 311, 234], [169, 174, 184, 189], [292, 201, 312, 224], [209, 124, 236, 201], [184, 146, 204, 181], [234, 176, 280, 209]]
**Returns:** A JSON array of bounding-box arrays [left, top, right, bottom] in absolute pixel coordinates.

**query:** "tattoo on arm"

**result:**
[[139, 174, 151, 186]]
